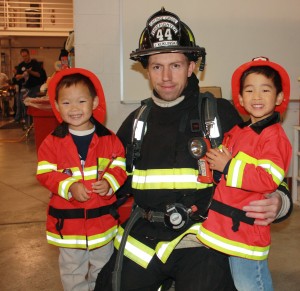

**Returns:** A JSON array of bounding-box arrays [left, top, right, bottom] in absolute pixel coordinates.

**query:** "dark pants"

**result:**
[[15, 85, 40, 124], [95, 246, 236, 291]]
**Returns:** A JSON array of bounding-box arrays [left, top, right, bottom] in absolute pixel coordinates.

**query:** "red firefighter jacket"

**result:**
[[36, 121, 127, 250], [198, 113, 292, 260]]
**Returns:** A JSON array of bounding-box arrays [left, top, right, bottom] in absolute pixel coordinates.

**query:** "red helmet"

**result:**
[[48, 68, 106, 123], [231, 57, 290, 115]]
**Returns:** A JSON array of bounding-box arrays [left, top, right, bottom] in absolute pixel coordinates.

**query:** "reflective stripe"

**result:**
[[132, 168, 211, 190], [47, 225, 117, 250], [103, 172, 120, 192], [156, 224, 200, 263], [114, 223, 202, 268], [58, 177, 78, 199], [98, 157, 126, 171], [112, 158, 126, 170], [83, 166, 97, 180], [88, 226, 118, 248], [229, 159, 243, 187], [228, 152, 285, 187], [258, 160, 284, 185], [197, 226, 269, 260], [114, 227, 155, 268], [37, 161, 57, 174]]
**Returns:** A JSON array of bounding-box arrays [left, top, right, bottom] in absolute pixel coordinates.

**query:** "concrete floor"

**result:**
[[0, 117, 299, 291]]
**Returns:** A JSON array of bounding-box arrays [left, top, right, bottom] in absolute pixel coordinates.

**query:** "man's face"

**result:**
[[21, 51, 30, 63], [147, 53, 195, 102]]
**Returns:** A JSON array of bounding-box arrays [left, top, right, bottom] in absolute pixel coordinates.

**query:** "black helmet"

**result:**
[[130, 7, 206, 70]]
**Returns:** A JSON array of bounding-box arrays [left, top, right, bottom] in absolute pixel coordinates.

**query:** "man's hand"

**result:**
[[243, 192, 282, 226]]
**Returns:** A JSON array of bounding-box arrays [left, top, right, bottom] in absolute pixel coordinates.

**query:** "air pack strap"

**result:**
[[210, 199, 255, 232]]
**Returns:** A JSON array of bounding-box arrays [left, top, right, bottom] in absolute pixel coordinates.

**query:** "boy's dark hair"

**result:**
[[55, 73, 97, 100], [240, 66, 282, 95]]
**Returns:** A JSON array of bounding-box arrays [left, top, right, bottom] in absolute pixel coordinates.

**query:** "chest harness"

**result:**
[[126, 92, 223, 230], [112, 92, 223, 291]]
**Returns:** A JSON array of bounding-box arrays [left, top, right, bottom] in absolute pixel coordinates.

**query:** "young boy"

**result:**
[[36, 68, 127, 291], [197, 57, 292, 290]]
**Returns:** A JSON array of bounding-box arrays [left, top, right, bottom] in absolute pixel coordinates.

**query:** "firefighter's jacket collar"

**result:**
[[51, 117, 111, 138], [238, 112, 280, 134]]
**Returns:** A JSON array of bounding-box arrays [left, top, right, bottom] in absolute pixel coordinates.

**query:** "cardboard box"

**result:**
[[200, 86, 222, 98]]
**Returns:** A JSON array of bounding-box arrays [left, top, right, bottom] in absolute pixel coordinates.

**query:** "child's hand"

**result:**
[[206, 147, 232, 172], [69, 182, 91, 202], [92, 179, 113, 198]]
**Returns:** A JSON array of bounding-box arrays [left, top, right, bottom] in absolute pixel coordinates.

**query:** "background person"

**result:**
[[14, 48, 44, 126]]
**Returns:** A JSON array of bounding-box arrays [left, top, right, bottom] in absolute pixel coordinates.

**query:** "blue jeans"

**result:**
[[229, 256, 274, 291]]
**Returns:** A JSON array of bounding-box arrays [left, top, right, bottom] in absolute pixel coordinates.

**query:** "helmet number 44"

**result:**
[[156, 28, 172, 41]]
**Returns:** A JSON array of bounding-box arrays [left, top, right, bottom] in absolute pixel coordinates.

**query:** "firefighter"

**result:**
[[95, 8, 292, 291]]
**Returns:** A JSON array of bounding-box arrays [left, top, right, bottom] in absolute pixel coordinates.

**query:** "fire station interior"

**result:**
[[1, 1, 300, 291], [1, 77, 300, 291]]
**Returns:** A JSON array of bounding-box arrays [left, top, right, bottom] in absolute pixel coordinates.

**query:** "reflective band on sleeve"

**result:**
[[37, 161, 57, 174], [58, 177, 78, 199]]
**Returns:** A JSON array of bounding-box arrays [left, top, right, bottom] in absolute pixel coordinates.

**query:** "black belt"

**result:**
[[49, 203, 119, 238], [210, 199, 255, 232]]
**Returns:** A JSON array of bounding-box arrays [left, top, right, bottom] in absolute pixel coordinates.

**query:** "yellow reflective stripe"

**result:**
[[258, 159, 284, 185], [47, 232, 87, 248], [132, 168, 211, 190], [83, 166, 97, 180], [103, 172, 120, 192], [112, 157, 126, 170], [156, 224, 200, 263], [87, 226, 118, 248], [58, 177, 78, 199], [98, 157, 126, 171], [280, 180, 289, 191], [97, 157, 110, 170], [47, 226, 117, 250], [37, 161, 57, 174], [197, 226, 269, 260], [227, 152, 285, 187], [114, 226, 156, 268], [227, 158, 245, 188]]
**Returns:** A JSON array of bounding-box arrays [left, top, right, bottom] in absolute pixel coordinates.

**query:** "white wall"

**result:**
[[73, 0, 138, 132], [73, 0, 299, 177]]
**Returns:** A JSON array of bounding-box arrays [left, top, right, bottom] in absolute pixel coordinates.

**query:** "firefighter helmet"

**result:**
[[130, 7, 206, 70], [48, 68, 106, 123], [231, 57, 290, 115]]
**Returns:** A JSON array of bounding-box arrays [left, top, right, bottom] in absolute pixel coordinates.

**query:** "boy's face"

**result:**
[[238, 73, 283, 123], [55, 82, 99, 131]]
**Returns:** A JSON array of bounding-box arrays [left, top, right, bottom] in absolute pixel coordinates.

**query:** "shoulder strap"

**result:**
[[126, 98, 153, 172], [199, 91, 223, 148]]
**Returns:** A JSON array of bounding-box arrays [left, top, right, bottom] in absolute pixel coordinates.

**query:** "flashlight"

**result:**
[[189, 137, 213, 184]]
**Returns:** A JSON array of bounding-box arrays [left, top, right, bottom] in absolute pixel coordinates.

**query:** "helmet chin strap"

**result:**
[[199, 53, 206, 71]]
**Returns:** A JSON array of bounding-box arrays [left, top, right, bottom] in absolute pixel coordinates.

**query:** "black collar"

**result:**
[[52, 117, 111, 138], [239, 112, 280, 134]]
